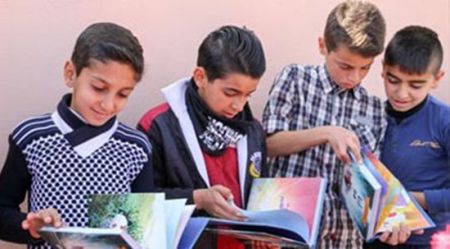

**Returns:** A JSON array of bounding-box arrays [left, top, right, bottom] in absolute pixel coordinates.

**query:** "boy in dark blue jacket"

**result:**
[[369, 25, 449, 249]]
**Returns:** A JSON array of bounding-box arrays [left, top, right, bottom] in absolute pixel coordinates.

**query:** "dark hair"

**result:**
[[384, 25, 443, 75], [324, 1, 386, 57], [197, 25, 266, 81], [71, 22, 144, 82]]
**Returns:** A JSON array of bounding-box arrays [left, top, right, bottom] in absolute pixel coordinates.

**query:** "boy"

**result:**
[[369, 25, 449, 248], [137, 25, 267, 247], [0, 22, 154, 248], [262, 1, 386, 248]]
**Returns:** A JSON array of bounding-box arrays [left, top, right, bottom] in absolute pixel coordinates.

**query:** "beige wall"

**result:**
[[0, 1, 449, 248]]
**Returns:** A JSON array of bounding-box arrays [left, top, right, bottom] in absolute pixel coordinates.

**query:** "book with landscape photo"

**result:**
[[341, 147, 435, 241]]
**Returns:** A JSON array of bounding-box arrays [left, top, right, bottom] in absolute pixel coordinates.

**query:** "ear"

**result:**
[[380, 61, 386, 78], [431, 70, 445, 89], [192, 67, 208, 88], [64, 61, 76, 87], [318, 37, 327, 55]]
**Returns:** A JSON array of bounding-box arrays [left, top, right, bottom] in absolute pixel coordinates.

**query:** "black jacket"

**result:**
[[138, 78, 267, 208]]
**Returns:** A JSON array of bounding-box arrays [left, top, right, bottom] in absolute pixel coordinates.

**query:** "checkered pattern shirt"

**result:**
[[262, 64, 386, 249]]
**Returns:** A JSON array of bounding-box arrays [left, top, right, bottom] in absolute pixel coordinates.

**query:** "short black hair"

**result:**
[[71, 22, 144, 82], [197, 25, 266, 81], [384, 25, 443, 75]]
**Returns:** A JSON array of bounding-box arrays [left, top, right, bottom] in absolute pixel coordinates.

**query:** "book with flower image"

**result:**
[[341, 147, 435, 241], [39, 193, 196, 249]]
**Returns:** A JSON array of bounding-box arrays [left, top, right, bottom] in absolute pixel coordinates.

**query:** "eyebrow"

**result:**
[[386, 71, 427, 84], [91, 76, 135, 91], [336, 59, 372, 69]]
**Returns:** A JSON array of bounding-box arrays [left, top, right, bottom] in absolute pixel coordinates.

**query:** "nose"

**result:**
[[100, 95, 115, 112], [348, 70, 362, 84], [231, 96, 247, 112], [396, 83, 409, 99]]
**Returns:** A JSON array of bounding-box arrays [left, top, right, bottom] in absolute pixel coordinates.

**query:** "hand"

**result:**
[[251, 241, 281, 249], [22, 208, 63, 239], [324, 126, 361, 163], [193, 185, 246, 221], [379, 223, 423, 245]]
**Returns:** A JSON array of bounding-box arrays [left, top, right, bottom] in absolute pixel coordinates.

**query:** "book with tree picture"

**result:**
[[39, 193, 195, 249]]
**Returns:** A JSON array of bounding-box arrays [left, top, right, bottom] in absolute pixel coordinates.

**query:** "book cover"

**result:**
[[341, 159, 382, 239], [341, 147, 435, 241], [39, 226, 142, 249]]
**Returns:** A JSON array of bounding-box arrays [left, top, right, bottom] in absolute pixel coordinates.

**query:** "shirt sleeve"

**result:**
[[131, 156, 155, 192], [262, 65, 301, 135], [425, 117, 450, 214], [137, 122, 195, 203], [0, 136, 41, 244]]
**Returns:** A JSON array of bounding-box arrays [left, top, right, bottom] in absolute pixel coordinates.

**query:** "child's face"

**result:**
[[382, 65, 443, 112], [194, 68, 258, 119], [319, 39, 374, 90], [64, 59, 137, 126]]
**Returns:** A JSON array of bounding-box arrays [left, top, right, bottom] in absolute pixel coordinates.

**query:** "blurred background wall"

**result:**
[[0, 1, 448, 248]]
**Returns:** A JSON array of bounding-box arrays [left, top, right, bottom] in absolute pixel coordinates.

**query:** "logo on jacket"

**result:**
[[249, 152, 262, 178], [410, 140, 441, 149]]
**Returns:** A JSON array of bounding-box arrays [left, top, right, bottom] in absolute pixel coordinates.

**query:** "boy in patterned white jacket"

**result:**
[[0, 22, 154, 248]]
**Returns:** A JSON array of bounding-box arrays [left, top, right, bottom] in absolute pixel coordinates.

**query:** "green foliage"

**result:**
[[88, 194, 143, 241]]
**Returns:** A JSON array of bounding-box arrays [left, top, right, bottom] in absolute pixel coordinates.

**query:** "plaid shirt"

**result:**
[[262, 64, 386, 249]]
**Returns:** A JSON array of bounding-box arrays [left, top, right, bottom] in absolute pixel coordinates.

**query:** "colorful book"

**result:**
[[185, 177, 327, 248], [341, 147, 435, 241], [39, 226, 141, 249], [39, 193, 195, 249]]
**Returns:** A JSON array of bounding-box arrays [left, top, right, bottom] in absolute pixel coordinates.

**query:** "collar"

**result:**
[[319, 64, 361, 100], [52, 94, 118, 158], [386, 95, 428, 124]]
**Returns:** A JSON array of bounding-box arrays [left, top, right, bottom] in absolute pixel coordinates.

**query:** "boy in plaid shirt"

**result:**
[[263, 1, 410, 248]]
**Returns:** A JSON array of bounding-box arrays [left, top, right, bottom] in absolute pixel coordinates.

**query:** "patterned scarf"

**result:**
[[185, 79, 254, 156]]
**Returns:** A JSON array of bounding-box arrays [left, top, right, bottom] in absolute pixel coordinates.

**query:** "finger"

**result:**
[[348, 141, 361, 163], [335, 144, 350, 164], [47, 208, 63, 227], [212, 200, 246, 221], [213, 185, 233, 200], [413, 229, 424, 235], [386, 227, 399, 246], [39, 208, 62, 226], [378, 231, 390, 242], [398, 224, 410, 244]]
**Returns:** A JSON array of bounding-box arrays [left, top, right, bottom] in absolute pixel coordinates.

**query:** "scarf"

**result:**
[[185, 79, 254, 156], [58, 93, 116, 147]]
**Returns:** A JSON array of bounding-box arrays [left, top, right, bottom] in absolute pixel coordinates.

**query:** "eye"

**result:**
[[118, 92, 130, 98], [92, 85, 106, 92], [410, 84, 423, 90], [339, 64, 352, 70], [387, 77, 399, 84], [224, 90, 238, 97]]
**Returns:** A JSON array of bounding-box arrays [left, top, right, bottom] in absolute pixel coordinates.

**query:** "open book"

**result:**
[[39, 193, 195, 249], [182, 177, 326, 248], [341, 147, 435, 241]]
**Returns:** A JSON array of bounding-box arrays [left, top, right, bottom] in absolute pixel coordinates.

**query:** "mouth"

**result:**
[[391, 99, 410, 109], [92, 109, 111, 119], [223, 112, 237, 119]]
